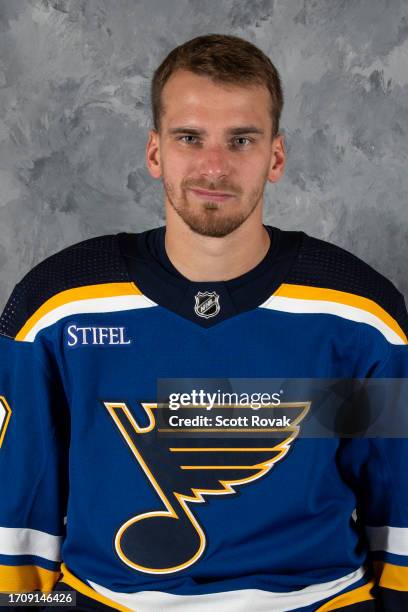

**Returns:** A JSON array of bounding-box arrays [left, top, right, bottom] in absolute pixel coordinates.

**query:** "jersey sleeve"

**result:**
[[341, 292, 408, 611], [364, 339, 408, 610], [0, 328, 69, 594], [0, 236, 122, 603]]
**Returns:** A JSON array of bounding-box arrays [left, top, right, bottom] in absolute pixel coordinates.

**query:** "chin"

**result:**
[[182, 213, 248, 238]]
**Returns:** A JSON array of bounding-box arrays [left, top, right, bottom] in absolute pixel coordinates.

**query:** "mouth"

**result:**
[[189, 188, 235, 202]]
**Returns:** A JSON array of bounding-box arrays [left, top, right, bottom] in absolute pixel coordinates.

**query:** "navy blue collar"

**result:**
[[118, 225, 303, 327]]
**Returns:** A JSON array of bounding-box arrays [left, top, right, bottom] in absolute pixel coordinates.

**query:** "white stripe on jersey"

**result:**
[[87, 566, 366, 612], [366, 525, 408, 556], [24, 294, 157, 342], [0, 526, 62, 561], [260, 296, 404, 345]]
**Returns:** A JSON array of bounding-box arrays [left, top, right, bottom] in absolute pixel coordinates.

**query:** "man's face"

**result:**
[[147, 69, 285, 237]]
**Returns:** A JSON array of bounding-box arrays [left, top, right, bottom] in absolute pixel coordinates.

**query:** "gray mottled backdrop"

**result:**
[[0, 0, 407, 309]]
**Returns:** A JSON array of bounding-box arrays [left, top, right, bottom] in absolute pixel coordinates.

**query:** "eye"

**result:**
[[231, 137, 252, 146], [177, 135, 200, 144]]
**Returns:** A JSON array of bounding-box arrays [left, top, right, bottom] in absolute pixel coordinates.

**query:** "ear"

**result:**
[[146, 129, 162, 179], [267, 133, 286, 183]]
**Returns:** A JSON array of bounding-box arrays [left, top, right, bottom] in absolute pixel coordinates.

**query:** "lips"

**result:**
[[190, 188, 234, 201]]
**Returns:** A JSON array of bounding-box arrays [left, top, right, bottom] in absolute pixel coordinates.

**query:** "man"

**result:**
[[0, 34, 407, 611]]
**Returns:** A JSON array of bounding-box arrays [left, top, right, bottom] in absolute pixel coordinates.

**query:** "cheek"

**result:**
[[237, 161, 267, 185], [162, 152, 190, 180], [162, 162, 185, 195], [163, 179, 174, 194]]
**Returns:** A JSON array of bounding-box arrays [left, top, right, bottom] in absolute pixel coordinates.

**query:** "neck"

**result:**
[[164, 211, 271, 282]]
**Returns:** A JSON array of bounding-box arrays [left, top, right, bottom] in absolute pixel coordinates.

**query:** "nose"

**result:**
[[198, 143, 230, 181]]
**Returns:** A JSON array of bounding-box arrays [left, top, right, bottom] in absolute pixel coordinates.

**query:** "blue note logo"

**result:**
[[103, 399, 310, 574]]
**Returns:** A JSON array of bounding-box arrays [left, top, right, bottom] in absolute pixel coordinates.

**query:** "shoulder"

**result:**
[[282, 232, 408, 341], [0, 234, 130, 339]]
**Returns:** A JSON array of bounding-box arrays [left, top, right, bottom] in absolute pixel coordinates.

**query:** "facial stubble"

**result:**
[[163, 179, 265, 238]]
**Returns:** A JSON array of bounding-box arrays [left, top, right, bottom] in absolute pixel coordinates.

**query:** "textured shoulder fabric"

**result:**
[[286, 234, 408, 335], [0, 235, 129, 339]]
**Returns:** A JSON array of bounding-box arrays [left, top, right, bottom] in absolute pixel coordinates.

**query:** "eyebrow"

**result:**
[[168, 126, 265, 136]]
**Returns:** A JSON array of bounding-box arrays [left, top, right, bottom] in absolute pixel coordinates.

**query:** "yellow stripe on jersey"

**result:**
[[316, 579, 375, 610], [59, 563, 133, 612], [374, 561, 408, 591], [0, 396, 12, 448], [15, 282, 150, 342], [0, 564, 60, 592], [269, 283, 408, 345]]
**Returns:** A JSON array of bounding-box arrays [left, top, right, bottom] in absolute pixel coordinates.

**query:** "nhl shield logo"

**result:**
[[194, 291, 220, 319]]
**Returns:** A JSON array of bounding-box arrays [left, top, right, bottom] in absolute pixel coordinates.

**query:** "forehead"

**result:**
[[161, 69, 271, 128]]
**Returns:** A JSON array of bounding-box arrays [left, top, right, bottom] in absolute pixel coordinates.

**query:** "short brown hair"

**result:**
[[151, 34, 284, 138]]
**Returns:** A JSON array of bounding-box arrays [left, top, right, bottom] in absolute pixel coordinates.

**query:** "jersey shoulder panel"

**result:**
[[284, 233, 408, 336], [0, 234, 130, 339]]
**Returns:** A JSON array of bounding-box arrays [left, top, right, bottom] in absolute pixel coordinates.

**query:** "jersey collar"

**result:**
[[118, 225, 303, 328]]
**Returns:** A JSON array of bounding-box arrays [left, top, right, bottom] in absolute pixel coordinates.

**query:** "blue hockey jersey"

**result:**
[[0, 225, 407, 611]]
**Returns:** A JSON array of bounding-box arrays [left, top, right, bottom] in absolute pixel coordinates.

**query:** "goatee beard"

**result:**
[[164, 180, 262, 238]]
